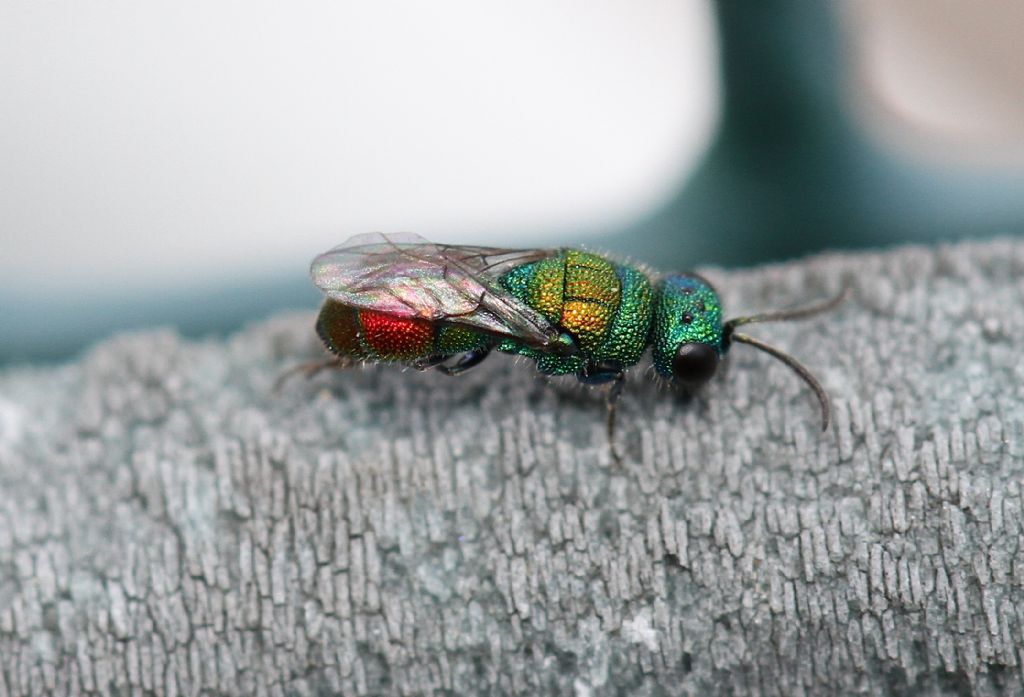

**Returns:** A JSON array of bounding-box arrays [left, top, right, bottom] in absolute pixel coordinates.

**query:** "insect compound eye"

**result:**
[[672, 343, 719, 388]]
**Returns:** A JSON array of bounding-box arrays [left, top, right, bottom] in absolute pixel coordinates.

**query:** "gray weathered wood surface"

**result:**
[[1, 238, 1022, 696]]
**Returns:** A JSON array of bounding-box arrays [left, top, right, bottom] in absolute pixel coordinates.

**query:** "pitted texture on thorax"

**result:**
[[499, 251, 653, 374]]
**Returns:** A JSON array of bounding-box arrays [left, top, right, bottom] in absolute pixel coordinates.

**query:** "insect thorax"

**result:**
[[496, 250, 654, 375]]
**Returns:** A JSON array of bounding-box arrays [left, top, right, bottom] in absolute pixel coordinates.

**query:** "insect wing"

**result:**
[[311, 232, 560, 348]]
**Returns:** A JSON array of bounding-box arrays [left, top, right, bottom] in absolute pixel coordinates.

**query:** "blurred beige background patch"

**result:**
[[844, 0, 1024, 165]]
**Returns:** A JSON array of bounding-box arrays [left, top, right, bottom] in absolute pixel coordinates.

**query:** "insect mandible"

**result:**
[[289, 232, 846, 461]]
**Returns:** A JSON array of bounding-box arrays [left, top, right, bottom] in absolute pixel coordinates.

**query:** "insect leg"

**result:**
[[578, 362, 626, 465], [413, 355, 449, 371], [435, 347, 492, 376], [274, 357, 354, 392], [605, 372, 626, 466]]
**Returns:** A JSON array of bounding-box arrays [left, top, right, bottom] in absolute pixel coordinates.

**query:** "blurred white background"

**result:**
[[0, 1, 719, 295], [2, 0, 1023, 362]]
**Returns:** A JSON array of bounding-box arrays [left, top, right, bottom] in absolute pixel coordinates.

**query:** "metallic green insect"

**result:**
[[299, 232, 845, 460]]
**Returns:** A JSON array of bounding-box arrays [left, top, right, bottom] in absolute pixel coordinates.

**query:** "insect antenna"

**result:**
[[723, 285, 849, 330], [722, 285, 849, 431]]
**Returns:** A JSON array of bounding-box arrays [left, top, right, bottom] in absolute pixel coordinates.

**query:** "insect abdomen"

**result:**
[[316, 299, 490, 362]]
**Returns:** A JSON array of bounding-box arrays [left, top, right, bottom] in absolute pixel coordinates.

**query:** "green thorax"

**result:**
[[497, 249, 653, 375]]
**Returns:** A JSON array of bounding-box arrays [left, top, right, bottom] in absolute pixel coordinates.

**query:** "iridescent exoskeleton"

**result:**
[[298, 233, 846, 460]]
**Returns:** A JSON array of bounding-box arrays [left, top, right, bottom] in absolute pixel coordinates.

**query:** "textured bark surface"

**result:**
[[1, 238, 1023, 696]]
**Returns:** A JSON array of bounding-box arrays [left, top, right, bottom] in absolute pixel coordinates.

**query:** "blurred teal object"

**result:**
[[0, 278, 320, 365], [597, 0, 1024, 268]]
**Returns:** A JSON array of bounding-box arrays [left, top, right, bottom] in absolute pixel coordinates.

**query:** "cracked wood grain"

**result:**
[[1, 238, 1023, 696]]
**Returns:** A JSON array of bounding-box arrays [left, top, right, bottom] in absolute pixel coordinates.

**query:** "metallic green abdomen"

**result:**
[[499, 250, 653, 375]]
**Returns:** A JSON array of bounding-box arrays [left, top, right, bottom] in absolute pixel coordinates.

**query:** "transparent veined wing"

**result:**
[[311, 232, 564, 350]]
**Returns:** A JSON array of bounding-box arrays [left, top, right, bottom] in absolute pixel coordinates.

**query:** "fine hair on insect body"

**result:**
[[283, 232, 847, 462]]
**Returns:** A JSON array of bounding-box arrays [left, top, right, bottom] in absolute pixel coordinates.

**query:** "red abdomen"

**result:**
[[316, 299, 436, 362]]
